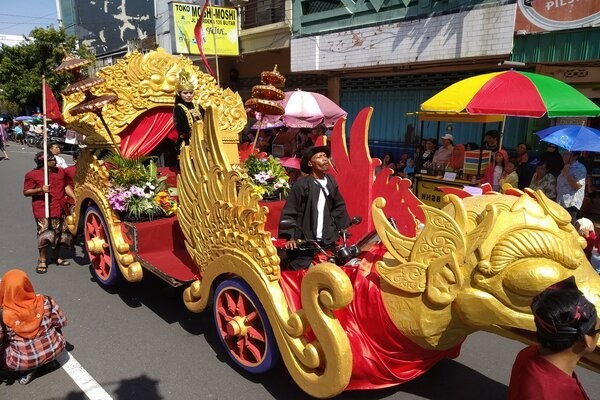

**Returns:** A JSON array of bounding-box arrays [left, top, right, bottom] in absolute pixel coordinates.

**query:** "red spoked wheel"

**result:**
[[213, 279, 279, 374], [84, 205, 120, 286]]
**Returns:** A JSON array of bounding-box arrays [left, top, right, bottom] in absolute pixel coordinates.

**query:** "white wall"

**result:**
[[291, 4, 517, 72]]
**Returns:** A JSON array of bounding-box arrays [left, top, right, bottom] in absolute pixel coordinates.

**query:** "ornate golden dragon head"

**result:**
[[374, 189, 600, 371], [62, 48, 246, 153]]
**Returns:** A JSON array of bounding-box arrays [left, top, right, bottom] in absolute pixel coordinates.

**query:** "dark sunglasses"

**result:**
[[588, 327, 600, 336]]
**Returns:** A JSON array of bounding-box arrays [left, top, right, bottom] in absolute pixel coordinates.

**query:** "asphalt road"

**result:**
[[0, 143, 598, 400]]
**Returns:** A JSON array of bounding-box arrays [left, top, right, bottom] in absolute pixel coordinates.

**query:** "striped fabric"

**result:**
[[0, 296, 68, 371], [464, 150, 492, 176]]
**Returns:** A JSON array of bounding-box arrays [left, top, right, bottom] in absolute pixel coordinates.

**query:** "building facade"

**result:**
[[289, 0, 600, 156]]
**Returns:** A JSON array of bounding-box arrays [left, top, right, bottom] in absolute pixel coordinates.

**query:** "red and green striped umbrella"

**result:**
[[421, 70, 600, 118]]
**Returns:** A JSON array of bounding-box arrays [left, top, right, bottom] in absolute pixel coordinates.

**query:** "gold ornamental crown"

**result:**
[[176, 70, 195, 92]]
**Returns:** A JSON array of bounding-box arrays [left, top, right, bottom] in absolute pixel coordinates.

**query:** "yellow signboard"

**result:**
[[172, 2, 239, 56], [415, 177, 469, 208], [415, 180, 445, 208]]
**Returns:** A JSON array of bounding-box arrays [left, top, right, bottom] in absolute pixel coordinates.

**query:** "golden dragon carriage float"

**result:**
[[62, 48, 600, 398]]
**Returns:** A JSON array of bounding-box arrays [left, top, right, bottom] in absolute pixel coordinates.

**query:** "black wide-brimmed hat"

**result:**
[[300, 145, 330, 174]]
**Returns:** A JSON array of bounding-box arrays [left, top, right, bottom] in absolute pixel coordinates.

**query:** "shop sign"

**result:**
[[515, 0, 600, 33], [172, 2, 239, 56]]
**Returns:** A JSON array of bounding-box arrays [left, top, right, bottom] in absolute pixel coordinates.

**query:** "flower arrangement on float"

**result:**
[[242, 154, 290, 199], [104, 153, 178, 220]]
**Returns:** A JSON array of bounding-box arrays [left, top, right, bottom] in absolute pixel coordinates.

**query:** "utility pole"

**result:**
[[55, 0, 63, 28]]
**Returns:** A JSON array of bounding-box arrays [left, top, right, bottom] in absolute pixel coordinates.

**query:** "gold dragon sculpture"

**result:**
[[61, 48, 244, 157], [373, 188, 600, 372]]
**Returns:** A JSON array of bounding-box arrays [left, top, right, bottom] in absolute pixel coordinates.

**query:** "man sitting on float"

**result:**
[[278, 146, 350, 270]]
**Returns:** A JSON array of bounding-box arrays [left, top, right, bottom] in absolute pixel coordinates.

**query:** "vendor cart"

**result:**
[[409, 112, 502, 207]]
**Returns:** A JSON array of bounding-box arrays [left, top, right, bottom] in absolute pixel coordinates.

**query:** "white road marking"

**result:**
[[57, 351, 113, 400]]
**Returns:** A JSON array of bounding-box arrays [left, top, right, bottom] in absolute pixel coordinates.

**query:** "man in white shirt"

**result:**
[[556, 151, 586, 224], [431, 133, 454, 167], [279, 146, 350, 269], [49, 142, 68, 169]]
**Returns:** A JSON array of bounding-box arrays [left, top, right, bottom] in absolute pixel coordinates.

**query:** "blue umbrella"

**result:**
[[14, 116, 33, 121], [535, 125, 600, 152]]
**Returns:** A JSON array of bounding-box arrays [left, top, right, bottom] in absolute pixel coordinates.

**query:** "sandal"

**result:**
[[18, 370, 36, 385], [36, 261, 48, 274], [53, 258, 71, 266]]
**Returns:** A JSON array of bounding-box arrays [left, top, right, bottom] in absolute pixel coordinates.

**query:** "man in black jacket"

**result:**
[[278, 146, 350, 269]]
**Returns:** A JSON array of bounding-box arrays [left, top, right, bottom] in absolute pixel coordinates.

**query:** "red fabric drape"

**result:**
[[119, 108, 177, 158], [279, 243, 462, 390]]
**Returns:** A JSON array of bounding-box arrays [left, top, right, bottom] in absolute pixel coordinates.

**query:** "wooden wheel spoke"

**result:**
[[236, 337, 245, 354], [237, 294, 248, 315], [245, 311, 258, 323], [244, 338, 263, 362], [216, 305, 233, 321], [246, 326, 265, 342], [224, 291, 237, 313]]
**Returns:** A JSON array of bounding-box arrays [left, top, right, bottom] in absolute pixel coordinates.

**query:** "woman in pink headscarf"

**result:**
[[482, 149, 509, 191]]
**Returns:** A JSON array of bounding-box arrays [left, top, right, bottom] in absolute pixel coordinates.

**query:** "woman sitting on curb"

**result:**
[[0, 269, 68, 384]]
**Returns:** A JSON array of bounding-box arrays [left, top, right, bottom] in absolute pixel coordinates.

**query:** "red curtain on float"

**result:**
[[119, 108, 178, 158], [279, 243, 463, 390]]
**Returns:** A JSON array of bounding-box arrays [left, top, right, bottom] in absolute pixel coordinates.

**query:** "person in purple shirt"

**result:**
[[0, 122, 9, 160]]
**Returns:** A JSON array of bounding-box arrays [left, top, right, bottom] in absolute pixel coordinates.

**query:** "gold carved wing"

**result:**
[[178, 107, 354, 398]]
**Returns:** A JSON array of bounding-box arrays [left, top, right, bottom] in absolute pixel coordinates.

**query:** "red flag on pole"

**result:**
[[43, 83, 66, 126], [194, 1, 215, 78]]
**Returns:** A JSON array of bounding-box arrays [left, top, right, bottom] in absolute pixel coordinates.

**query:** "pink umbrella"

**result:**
[[281, 90, 347, 128], [279, 156, 301, 170]]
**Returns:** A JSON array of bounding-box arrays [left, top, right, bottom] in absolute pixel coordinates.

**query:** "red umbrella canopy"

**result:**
[[281, 90, 347, 128], [421, 70, 600, 118]]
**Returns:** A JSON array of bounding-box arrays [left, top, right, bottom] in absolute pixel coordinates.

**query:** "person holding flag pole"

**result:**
[[22, 77, 74, 274]]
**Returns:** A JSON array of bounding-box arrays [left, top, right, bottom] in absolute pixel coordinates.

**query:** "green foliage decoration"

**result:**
[[242, 155, 290, 199]]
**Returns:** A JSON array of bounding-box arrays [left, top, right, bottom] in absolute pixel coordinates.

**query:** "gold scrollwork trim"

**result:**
[[67, 149, 142, 282]]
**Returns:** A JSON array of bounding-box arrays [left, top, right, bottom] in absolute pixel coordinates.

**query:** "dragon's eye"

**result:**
[[503, 260, 564, 297]]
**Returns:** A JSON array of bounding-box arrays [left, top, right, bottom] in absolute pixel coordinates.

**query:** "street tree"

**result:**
[[0, 27, 94, 115]]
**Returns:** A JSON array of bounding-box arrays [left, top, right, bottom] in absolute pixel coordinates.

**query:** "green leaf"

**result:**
[[0, 27, 94, 115]]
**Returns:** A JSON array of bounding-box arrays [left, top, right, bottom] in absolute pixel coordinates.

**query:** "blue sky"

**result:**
[[0, 1, 58, 37]]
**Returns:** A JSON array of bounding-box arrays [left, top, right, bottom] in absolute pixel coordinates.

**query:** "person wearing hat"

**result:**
[[23, 152, 75, 274], [173, 69, 205, 149], [431, 133, 454, 167], [278, 145, 350, 269], [507, 276, 598, 399]]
